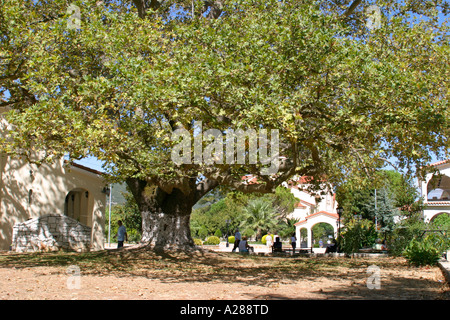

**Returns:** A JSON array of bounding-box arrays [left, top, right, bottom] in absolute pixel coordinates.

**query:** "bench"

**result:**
[[276, 247, 312, 254]]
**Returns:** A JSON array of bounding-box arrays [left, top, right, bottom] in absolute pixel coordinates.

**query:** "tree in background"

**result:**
[[239, 198, 278, 241], [2, 0, 448, 249], [340, 218, 378, 255], [336, 170, 424, 223], [364, 186, 397, 234], [336, 170, 426, 253], [105, 191, 142, 243], [312, 222, 335, 246], [191, 186, 299, 240], [190, 190, 244, 238]]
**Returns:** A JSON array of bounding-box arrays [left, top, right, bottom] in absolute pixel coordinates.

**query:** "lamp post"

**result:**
[[225, 219, 231, 247], [336, 206, 343, 253], [102, 185, 112, 248]]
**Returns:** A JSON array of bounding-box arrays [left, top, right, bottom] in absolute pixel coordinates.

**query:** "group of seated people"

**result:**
[[238, 236, 339, 254]]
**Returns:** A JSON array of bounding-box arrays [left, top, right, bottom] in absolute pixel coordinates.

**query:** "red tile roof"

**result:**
[[295, 199, 316, 208], [65, 161, 104, 176], [425, 201, 450, 205], [427, 159, 450, 167], [294, 211, 339, 226]]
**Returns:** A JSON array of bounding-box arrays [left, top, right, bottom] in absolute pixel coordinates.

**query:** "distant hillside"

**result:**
[[108, 183, 128, 205]]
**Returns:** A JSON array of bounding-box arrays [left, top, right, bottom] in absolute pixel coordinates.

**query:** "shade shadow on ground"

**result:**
[[0, 246, 448, 300]]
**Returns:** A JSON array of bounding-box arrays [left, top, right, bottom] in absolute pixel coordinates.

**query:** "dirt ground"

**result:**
[[0, 247, 448, 300]]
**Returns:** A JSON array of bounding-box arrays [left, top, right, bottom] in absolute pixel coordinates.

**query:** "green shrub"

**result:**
[[193, 238, 203, 246], [403, 237, 441, 266], [228, 236, 235, 244], [127, 229, 141, 243], [203, 236, 221, 245], [198, 226, 208, 239], [214, 229, 222, 238], [340, 219, 378, 255], [243, 228, 254, 238], [388, 214, 427, 256]]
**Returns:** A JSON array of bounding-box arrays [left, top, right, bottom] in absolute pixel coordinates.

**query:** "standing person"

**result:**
[[265, 232, 273, 250], [232, 229, 241, 252], [114, 220, 128, 249], [290, 233, 297, 254]]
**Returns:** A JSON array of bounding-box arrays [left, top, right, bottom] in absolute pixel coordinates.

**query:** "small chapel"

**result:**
[[0, 108, 106, 251]]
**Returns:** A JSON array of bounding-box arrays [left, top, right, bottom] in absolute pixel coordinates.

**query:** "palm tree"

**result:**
[[240, 198, 278, 240], [278, 217, 301, 239]]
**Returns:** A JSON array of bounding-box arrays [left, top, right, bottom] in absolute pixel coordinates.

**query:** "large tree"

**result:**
[[1, 0, 449, 249]]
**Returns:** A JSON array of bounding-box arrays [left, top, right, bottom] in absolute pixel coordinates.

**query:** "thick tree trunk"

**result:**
[[140, 197, 194, 249], [126, 178, 198, 250]]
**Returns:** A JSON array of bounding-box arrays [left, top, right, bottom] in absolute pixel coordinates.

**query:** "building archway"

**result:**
[[311, 222, 335, 247], [295, 211, 341, 249], [429, 212, 450, 223], [427, 174, 450, 201], [64, 188, 90, 225], [299, 227, 308, 248]]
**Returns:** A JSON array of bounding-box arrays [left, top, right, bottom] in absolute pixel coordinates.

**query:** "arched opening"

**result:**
[[311, 222, 335, 248], [64, 188, 90, 225], [429, 212, 450, 225], [427, 175, 450, 201], [299, 227, 308, 248]]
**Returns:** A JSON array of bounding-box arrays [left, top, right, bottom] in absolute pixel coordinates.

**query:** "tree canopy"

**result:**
[[1, 0, 449, 248]]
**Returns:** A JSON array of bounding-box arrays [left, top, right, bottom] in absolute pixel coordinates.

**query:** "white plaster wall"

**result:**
[[0, 155, 106, 250]]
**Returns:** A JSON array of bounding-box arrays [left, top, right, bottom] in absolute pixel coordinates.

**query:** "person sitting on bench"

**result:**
[[272, 237, 282, 252], [238, 236, 253, 253]]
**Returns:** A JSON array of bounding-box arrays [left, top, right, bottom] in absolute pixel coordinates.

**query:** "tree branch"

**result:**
[[343, 0, 362, 18], [195, 178, 219, 202]]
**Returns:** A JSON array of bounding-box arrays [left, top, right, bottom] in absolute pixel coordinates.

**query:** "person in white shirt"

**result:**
[[265, 232, 273, 249]]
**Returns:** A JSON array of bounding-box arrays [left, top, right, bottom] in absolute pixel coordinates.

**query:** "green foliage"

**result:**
[[403, 237, 441, 266], [2, 0, 449, 248], [312, 222, 335, 244], [336, 170, 422, 226], [105, 192, 142, 243], [431, 213, 450, 231], [214, 229, 222, 238], [365, 186, 398, 234], [388, 213, 427, 256], [193, 238, 203, 246], [198, 226, 208, 239], [389, 213, 449, 257], [203, 236, 221, 245], [242, 228, 255, 239], [277, 218, 299, 240], [340, 219, 378, 255], [228, 236, 235, 244], [191, 186, 299, 241], [240, 198, 278, 240], [424, 232, 450, 255], [190, 194, 243, 238]]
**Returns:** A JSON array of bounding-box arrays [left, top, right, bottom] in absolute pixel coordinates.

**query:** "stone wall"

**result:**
[[11, 214, 92, 252]]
